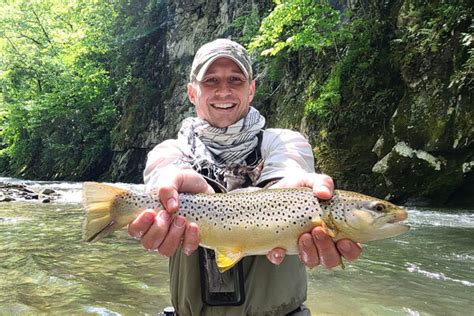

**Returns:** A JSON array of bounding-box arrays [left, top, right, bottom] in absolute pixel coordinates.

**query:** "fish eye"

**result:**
[[373, 202, 386, 212]]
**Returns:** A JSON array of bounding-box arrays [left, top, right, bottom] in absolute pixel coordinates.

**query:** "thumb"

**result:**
[[158, 186, 179, 213], [266, 247, 286, 265]]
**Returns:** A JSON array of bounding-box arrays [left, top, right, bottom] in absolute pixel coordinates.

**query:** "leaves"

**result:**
[[249, 0, 351, 57], [0, 0, 119, 179]]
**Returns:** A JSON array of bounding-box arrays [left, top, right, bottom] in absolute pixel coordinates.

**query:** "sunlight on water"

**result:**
[[406, 263, 474, 287], [407, 208, 474, 228], [0, 200, 171, 314], [0, 179, 473, 315]]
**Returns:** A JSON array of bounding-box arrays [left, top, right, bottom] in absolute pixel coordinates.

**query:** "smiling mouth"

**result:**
[[211, 103, 237, 109]]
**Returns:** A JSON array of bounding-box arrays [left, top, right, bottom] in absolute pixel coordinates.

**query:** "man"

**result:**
[[128, 39, 361, 315]]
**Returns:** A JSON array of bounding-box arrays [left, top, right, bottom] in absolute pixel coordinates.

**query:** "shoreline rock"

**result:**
[[0, 182, 58, 203]]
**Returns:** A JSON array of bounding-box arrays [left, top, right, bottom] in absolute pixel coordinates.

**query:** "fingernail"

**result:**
[[316, 185, 331, 198], [143, 212, 155, 224], [339, 241, 351, 253], [174, 216, 185, 228], [302, 237, 312, 247], [134, 231, 144, 240], [183, 248, 192, 256], [159, 210, 169, 221], [271, 252, 283, 265], [167, 198, 176, 210], [146, 245, 159, 253], [151, 240, 161, 250]]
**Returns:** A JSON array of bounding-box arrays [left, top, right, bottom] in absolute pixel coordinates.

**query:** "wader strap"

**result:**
[[194, 130, 264, 306]]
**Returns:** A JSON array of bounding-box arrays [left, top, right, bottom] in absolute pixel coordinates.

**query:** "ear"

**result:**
[[187, 82, 197, 105], [248, 80, 256, 104]]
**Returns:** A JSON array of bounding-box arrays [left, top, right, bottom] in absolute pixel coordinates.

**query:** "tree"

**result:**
[[0, 0, 119, 179]]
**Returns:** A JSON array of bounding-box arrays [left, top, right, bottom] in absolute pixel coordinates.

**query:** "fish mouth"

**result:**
[[387, 210, 408, 224]]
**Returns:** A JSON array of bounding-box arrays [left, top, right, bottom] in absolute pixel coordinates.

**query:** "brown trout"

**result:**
[[82, 182, 409, 272]]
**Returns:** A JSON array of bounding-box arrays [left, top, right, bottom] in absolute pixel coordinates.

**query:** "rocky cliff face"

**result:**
[[370, 2, 473, 205], [107, 0, 472, 206], [107, 0, 271, 183], [255, 1, 473, 206]]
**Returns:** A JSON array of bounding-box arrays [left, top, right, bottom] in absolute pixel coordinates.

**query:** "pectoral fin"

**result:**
[[215, 247, 244, 273], [312, 217, 338, 238]]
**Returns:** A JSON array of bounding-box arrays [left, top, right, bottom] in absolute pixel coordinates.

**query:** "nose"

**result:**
[[215, 82, 232, 98]]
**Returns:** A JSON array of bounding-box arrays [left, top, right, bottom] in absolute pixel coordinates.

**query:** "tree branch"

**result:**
[[32, 8, 52, 45], [19, 33, 44, 47], [4, 34, 20, 54], [54, 14, 74, 32]]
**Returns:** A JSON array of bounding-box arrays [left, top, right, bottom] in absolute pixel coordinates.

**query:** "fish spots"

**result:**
[[169, 189, 323, 235]]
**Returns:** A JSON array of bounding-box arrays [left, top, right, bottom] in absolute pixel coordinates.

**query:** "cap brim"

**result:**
[[195, 54, 249, 81]]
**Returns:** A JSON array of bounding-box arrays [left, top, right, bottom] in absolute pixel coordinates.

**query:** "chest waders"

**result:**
[[193, 131, 263, 306]]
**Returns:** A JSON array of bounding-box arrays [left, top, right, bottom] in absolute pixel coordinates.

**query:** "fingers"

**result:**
[[266, 247, 286, 265], [172, 169, 215, 194], [154, 169, 214, 195], [312, 227, 341, 268], [152, 169, 214, 214], [128, 169, 209, 258], [157, 215, 187, 257], [140, 210, 172, 251], [127, 209, 157, 239], [182, 222, 200, 256], [158, 186, 179, 213], [298, 233, 320, 268], [298, 227, 356, 269], [312, 174, 334, 200], [336, 239, 362, 262], [129, 209, 200, 258], [267, 172, 334, 200]]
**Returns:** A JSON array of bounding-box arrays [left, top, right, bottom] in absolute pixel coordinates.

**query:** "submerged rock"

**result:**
[[40, 188, 55, 195], [0, 195, 15, 202], [0, 182, 58, 202]]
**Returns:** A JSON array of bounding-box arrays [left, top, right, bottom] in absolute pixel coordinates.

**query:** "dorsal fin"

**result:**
[[228, 187, 262, 194]]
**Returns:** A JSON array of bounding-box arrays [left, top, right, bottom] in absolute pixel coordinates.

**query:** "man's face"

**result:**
[[187, 58, 255, 128]]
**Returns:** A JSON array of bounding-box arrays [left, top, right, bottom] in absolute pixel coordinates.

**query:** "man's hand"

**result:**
[[127, 168, 214, 257], [266, 172, 362, 268]]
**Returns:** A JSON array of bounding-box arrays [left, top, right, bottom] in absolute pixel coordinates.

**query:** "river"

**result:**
[[0, 178, 473, 315]]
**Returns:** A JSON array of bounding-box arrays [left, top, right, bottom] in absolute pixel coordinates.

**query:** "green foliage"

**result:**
[[250, 1, 404, 131], [298, 15, 398, 130], [399, 0, 471, 54], [249, 0, 351, 56], [304, 66, 341, 121], [0, 0, 119, 179], [450, 24, 473, 90], [393, 0, 473, 96], [230, 4, 261, 45]]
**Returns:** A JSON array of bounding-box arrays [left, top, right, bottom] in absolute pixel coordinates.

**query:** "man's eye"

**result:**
[[229, 77, 244, 83], [203, 78, 218, 84]]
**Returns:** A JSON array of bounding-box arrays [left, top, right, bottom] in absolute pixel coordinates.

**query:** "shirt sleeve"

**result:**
[[257, 128, 315, 185], [143, 139, 191, 192]]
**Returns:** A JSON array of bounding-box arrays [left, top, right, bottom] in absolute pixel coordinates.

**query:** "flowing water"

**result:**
[[0, 178, 473, 315]]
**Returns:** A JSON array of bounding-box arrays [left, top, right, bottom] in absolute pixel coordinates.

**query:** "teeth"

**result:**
[[212, 103, 234, 109]]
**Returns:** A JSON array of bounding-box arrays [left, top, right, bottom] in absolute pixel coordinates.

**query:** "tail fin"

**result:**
[[82, 182, 128, 242]]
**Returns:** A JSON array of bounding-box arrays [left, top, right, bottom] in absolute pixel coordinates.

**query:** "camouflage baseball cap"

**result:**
[[190, 38, 253, 82]]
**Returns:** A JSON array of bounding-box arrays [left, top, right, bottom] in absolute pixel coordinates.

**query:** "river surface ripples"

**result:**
[[0, 178, 472, 315]]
